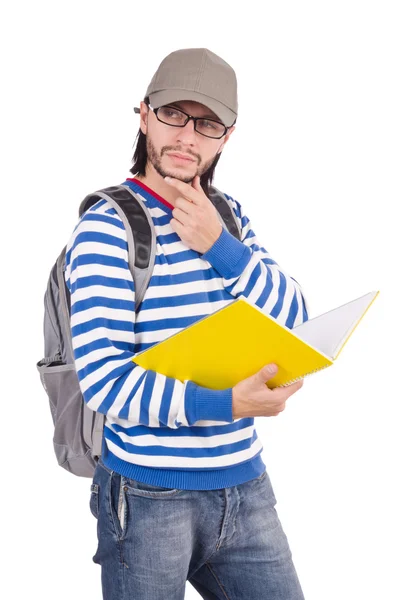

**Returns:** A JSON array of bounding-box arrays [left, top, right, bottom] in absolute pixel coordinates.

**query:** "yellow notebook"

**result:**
[[133, 290, 380, 389]]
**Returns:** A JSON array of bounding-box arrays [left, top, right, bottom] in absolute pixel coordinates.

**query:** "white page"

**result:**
[[292, 291, 378, 359]]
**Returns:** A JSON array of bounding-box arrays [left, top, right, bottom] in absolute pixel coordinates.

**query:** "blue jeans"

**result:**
[[90, 457, 305, 600]]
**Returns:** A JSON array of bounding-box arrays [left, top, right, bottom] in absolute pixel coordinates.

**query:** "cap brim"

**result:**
[[148, 90, 237, 128]]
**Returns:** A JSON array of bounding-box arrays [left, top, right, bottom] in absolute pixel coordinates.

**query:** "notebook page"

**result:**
[[291, 291, 378, 359]]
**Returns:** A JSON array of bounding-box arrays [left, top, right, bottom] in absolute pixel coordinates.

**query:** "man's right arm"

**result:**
[[65, 202, 235, 429]]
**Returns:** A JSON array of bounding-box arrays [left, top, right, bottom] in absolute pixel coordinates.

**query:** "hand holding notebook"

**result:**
[[231, 363, 304, 419]]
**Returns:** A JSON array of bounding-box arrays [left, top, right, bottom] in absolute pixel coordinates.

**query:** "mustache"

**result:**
[[161, 146, 201, 165]]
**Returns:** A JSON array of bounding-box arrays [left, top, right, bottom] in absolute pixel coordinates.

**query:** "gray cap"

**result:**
[[143, 48, 238, 128]]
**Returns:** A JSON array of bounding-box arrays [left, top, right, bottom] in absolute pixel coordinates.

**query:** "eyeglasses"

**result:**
[[134, 104, 231, 139]]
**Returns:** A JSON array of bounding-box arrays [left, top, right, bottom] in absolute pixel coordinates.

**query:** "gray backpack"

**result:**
[[37, 183, 242, 477]]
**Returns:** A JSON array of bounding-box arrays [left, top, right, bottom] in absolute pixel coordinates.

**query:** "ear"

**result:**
[[140, 101, 149, 135]]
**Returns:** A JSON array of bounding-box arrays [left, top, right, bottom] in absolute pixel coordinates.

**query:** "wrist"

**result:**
[[201, 227, 251, 279], [232, 386, 241, 420], [203, 223, 223, 254]]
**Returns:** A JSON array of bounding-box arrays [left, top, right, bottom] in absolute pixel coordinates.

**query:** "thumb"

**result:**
[[259, 363, 278, 381]]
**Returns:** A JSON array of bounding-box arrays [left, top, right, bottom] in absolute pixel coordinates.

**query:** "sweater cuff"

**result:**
[[201, 227, 251, 279], [185, 381, 234, 424]]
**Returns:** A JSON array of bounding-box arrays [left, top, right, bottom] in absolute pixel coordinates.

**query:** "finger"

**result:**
[[170, 218, 184, 234], [272, 379, 303, 400], [164, 176, 200, 204], [174, 196, 195, 212], [172, 207, 193, 226], [284, 380, 304, 397]]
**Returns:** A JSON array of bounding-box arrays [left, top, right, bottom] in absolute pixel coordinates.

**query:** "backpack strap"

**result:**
[[79, 185, 157, 312], [208, 185, 242, 241], [78, 183, 242, 313]]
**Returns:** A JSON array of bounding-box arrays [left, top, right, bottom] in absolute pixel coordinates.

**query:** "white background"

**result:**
[[1, 1, 396, 598]]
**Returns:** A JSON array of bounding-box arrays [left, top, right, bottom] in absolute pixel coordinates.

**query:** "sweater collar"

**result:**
[[125, 177, 174, 211]]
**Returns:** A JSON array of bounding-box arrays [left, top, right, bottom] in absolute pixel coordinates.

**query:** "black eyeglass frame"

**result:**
[[134, 103, 233, 139]]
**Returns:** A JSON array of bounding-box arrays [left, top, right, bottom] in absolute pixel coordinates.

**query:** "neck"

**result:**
[[134, 164, 194, 208]]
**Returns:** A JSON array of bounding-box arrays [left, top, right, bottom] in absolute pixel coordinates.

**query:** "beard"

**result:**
[[145, 132, 218, 184]]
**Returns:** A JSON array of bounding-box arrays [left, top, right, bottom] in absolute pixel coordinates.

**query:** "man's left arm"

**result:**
[[201, 194, 310, 330], [165, 176, 309, 330]]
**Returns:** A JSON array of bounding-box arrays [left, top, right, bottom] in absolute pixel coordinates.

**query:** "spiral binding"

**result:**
[[275, 363, 331, 388]]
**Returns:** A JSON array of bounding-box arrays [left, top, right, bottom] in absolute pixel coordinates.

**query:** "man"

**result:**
[[65, 48, 308, 599]]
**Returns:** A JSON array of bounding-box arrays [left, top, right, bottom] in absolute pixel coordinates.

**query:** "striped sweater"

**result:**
[[64, 177, 309, 490]]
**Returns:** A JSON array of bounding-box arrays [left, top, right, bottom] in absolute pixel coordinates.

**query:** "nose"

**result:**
[[175, 117, 197, 146]]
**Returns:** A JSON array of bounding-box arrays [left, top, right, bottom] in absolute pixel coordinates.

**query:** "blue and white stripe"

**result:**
[[64, 178, 309, 485]]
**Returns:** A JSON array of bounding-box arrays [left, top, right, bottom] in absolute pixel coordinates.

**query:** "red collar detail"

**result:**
[[126, 177, 174, 210]]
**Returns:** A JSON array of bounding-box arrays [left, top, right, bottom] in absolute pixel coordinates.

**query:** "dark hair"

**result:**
[[129, 101, 223, 198]]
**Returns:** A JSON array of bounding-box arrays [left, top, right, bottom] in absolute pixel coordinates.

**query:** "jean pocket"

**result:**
[[257, 470, 277, 505], [108, 474, 128, 540], [122, 477, 183, 498], [90, 483, 99, 519]]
